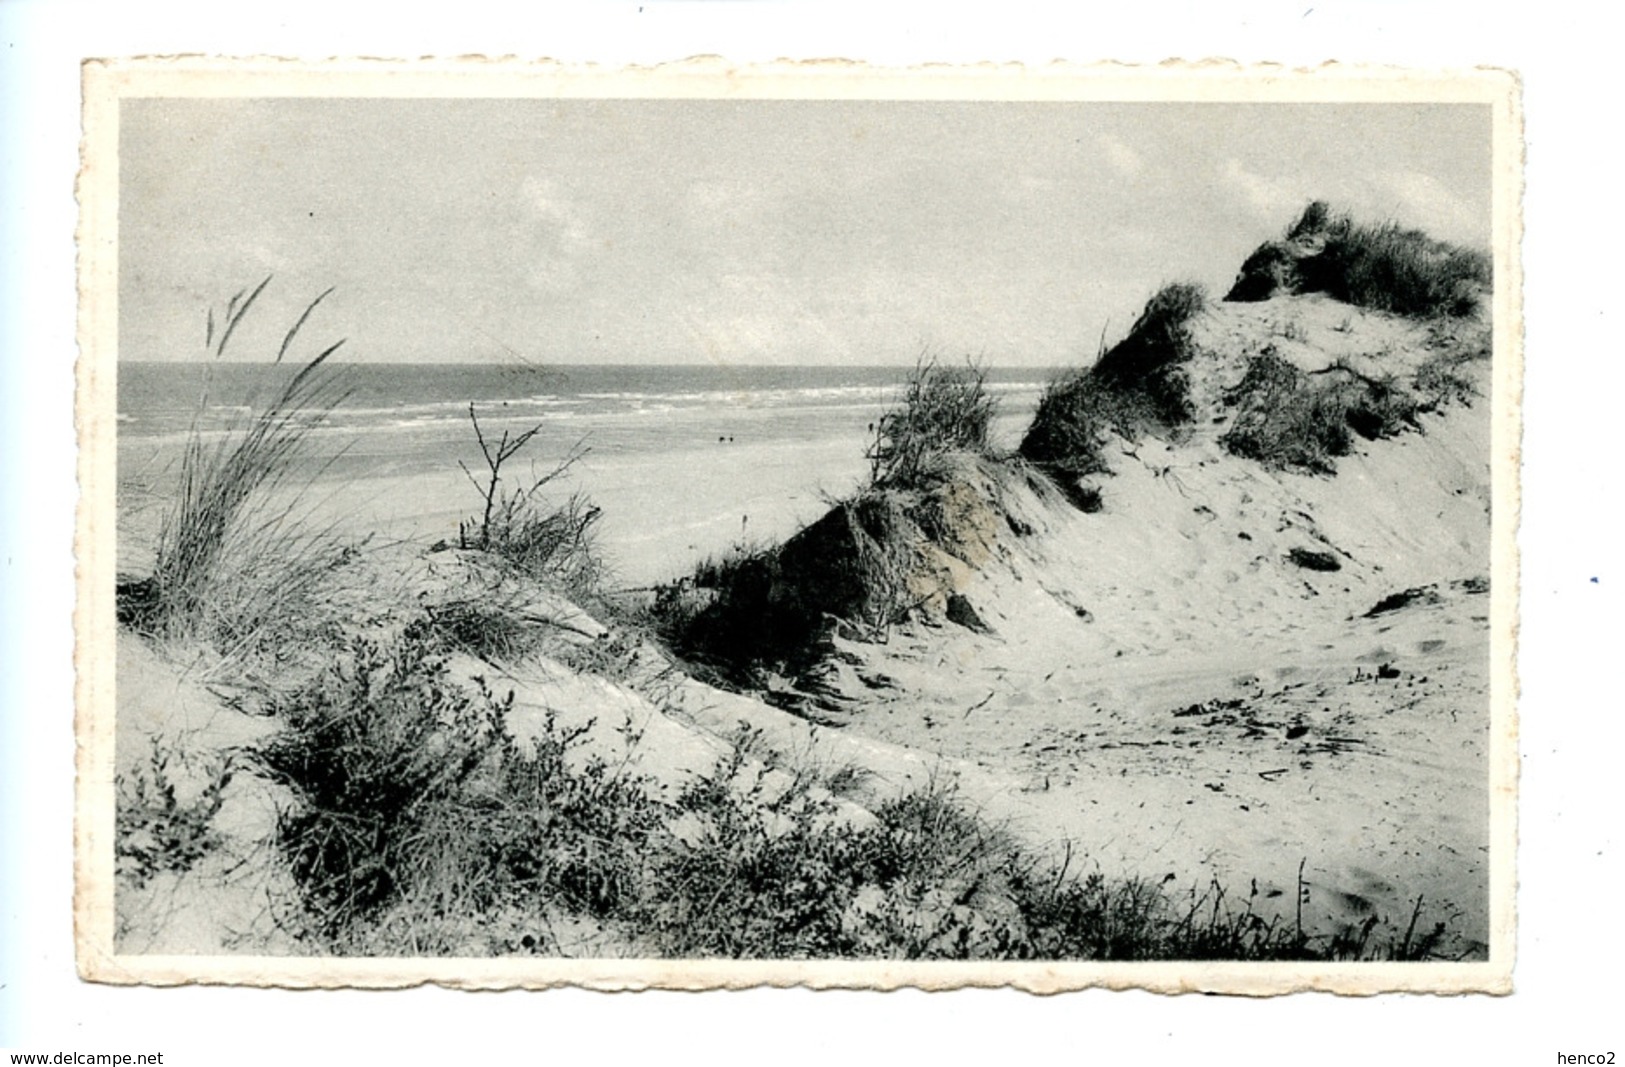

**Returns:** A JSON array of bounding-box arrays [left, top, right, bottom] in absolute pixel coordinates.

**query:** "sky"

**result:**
[[118, 98, 1492, 366]]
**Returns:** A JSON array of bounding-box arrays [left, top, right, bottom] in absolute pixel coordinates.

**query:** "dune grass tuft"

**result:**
[[119, 281, 353, 662], [865, 355, 998, 488], [1317, 220, 1490, 319], [1228, 200, 1490, 318]]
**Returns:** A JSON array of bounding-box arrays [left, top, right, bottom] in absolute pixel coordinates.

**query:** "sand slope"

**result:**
[[792, 295, 1495, 955]]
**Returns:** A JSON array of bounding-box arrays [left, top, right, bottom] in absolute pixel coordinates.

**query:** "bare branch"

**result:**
[[457, 460, 486, 497]]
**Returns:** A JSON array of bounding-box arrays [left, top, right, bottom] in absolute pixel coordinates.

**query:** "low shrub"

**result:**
[[1220, 350, 1423, 475], [866, 356, 998, 488], [638, 746, 870, 957], [636, 754, 1431, 961], [247, 633, 1461, 959], [115, 738, 234, 887], [252, 632, 664, 941], [457, 405, 605, 601]]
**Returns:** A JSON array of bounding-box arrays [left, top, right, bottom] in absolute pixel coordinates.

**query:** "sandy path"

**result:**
[[838, 597, 1490, 954]]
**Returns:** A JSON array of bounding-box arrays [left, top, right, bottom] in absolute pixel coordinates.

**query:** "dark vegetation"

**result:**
[[653, 492, 935, 695], [1286, 547, 1342, 573], [115, 738, 234, 888], [1364, 577, 1488, 618], [1020, 283, 1207, 487], [248, 630, 1449, 959], [651, 358, 1011, 698], [1220, 325, 1488, 476], [1227, 200, 1491, 318], [252, 633, 663, 942], [1219, 351, 1424, 475]]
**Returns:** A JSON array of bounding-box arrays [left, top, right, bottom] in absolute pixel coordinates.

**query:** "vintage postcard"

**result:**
[[76, 58, 1521, 993]]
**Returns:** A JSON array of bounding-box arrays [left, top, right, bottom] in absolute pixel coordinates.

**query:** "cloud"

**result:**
[[1097, 134, 1144, 178], [1220, 158, 1297, 222], [685, 178, 770, 228], [1377, 171, 1488, 246], [520, 175, 596, 293], [670, 270, 858, 364], [1217, 159, 1489, 249]]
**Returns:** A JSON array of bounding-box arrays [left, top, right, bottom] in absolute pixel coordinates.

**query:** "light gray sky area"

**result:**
[[119, 98, 1491, 366]]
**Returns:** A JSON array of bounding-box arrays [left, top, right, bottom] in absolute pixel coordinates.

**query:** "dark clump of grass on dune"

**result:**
[[1219, 352, 1352, 475], [249, 632, 1459, 960], [117, 279, 353, 660], [649, 493, 923, 697], [1219, 348, 1430, 476], [1019, 282, 1207, 490], [1316, 220, 1491, 319], [1227, 200, 1491, 319]]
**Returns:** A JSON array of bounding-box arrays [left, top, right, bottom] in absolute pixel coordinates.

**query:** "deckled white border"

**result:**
[[75, 56, 1523, 995]]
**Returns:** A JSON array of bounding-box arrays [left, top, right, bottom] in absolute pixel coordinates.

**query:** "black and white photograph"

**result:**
[[73, 61, 1517, 993]]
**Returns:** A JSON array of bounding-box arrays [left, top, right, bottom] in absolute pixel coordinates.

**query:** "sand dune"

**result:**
[[109, 245, 1500, 965]]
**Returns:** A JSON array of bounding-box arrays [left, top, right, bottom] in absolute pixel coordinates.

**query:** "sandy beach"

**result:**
[[116, 368, 1041, 587]]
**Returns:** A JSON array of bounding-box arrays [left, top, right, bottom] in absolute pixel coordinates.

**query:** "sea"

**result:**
[[117, 362, 1055, 584]]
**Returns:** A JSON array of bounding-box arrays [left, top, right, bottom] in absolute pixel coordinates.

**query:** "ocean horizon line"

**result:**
[[115, 357, 1074, 372]]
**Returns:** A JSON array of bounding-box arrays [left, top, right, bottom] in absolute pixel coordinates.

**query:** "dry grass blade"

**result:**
[[213, 276, 272, 358], [276, 286, 337, 364]]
